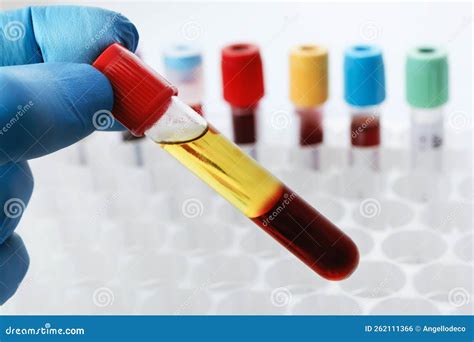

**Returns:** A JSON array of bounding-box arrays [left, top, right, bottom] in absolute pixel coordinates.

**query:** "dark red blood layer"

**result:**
[[231, 107, 256, 144], [351, 115, 380, 147], [252, 186, 359, 281], [298, 109, 324, 146]]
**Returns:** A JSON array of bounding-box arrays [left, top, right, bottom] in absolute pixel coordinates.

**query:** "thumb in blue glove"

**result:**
[[0, 5, 139, 304]]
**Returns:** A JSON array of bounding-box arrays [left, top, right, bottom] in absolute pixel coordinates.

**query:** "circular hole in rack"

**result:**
[[339, 261, 406, 298], [371, 297, 440, 315], [392, 173, 450, 203], [216, 289, 286, 315], [265, 258, 326, 291], [352, 199, 414, 230], [189, 255, 258, 290], [292, 294, 362, 315], [382, 230, 447, 264], [345, 228, 375, 256], [414, 263, 473, 303], [135, 285, 212, 315], [454, 234, 473, 262]]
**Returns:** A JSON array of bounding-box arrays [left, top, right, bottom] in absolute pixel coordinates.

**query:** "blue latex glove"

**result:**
[[0, 6, 139, 304]]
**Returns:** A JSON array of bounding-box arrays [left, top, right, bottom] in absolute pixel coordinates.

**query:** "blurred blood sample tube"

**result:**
[[289, 45, 328, 169], [221, 43, 264, 159], [344, 45, 385, 171], [163, 44, 205, 115], [122, 131, 145, 166], [406, 46, 448, 172], [93, 43, 359, 281]]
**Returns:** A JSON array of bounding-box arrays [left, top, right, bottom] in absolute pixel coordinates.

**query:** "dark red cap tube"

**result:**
[[93, 43, 178, 136], [221, 43, 264, 108]]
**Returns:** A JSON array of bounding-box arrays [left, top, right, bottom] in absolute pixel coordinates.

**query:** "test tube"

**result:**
[[93, 43, 359, 281], [344, 45, 385, 171], [406, 46, 448, 171], [221, 43, 264, 159], [163, 44, 205, 115], [289, 45, 328, 170]]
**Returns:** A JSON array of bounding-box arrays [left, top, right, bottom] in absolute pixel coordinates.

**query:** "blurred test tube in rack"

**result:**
[[344, 45, 385, 197], [221, 43, 265, 159], [163, 44, 205, 115], [289, 44, 328, 170], [406, 46, 448, 172]]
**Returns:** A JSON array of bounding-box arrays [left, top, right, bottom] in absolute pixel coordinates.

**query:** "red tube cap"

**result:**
[[93, 43, 178, 136], [221, 43, 264, 108]]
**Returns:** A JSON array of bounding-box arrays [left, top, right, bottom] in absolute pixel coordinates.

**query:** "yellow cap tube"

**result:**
[[289, 45, 328, 108]]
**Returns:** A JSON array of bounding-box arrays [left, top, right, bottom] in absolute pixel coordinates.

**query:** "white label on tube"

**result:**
[[411, 118, 443, 152]]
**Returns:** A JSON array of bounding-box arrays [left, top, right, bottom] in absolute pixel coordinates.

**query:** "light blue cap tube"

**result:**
[[163, 44, 204, 107], [344, 45, 386, 107], [163, 44, 202, 71]]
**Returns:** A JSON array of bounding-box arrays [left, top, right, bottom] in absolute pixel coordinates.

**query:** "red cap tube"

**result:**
[[93, 43, 178, 136], [221, 43, 264, 108]]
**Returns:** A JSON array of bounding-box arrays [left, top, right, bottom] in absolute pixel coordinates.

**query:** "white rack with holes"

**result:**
[[1, 117, 472, 316]]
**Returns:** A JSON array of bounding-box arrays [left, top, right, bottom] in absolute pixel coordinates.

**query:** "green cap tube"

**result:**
[[406, 46, 448, 108]]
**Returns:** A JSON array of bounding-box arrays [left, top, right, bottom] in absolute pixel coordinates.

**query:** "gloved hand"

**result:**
[[0, 5, 138, 304]]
